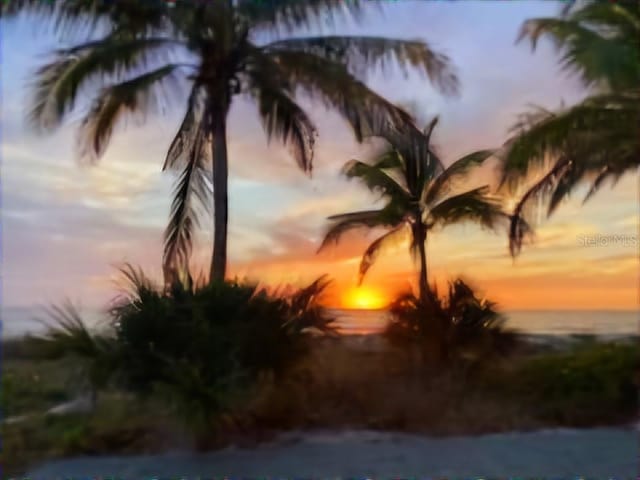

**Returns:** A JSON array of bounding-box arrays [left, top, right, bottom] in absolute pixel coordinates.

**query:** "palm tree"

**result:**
[[499, 0, 640, 255], [319, 117, 507, 305], [9, 0, 458, 282]]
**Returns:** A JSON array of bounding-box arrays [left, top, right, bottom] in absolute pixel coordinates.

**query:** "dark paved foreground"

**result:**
[[26, 428, 638, 479]]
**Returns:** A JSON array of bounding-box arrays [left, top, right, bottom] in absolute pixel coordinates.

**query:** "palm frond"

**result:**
[[424, 149, 495, 206], [3, 0, 171, 36], [343, 159, 410, 200], [163, 125, 211, 282], [267, 50, 415, 140], [35, 302, 102, 357], [164, 85, 204, 171], [371, 146, 404, 170], [116, 262, 159, 298], [237, 0, 365, 32], [506, 161, 570, 257], [501, 91, 639, 186], [378, 120, 444, 196], [248, 61, 317, 173], [30, 36, 181, 132], [571, 1, 640, 34], [78, 64, 182, 161], [427, 186, 507, 231], [518, 3, 640, 90], [318, 209, 399, 252], [358, 223, 409, 285], [264, 36, 458, 95], [285, 274, 337, 335]]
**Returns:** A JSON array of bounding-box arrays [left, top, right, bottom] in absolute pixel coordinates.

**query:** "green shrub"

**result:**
[[32, 266, 336, 432], [507, 342, 639, 424], [384, 278, 517, 369]]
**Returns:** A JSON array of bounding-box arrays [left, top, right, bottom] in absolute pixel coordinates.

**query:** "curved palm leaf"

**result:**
[[3, 0, 171, 35], [247, 60, 317, 173], [30, 36, 182, 132], [78, 64, 183, 161], [377, 117, 444, 196], [343, 159, 410, 200], [163, 125, 211, 280], [358, 223, 409, 285], [268, 50, 415, 140], [164, 85, 204, 171], [427, 186, 506, 231], [264, 36, 458, 95], [318, 208, 405, 252], [424, 149, 495, 206], [501, 91, 639, 184], [519, 2, 640, 90]]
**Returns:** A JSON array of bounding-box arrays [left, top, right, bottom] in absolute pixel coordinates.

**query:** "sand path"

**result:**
[[26, 427, 638, 478]]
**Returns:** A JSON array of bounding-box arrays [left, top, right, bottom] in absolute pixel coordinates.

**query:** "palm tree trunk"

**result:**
[[415, 222, 429, 304], [210, 106, 229, 282], [415, 221, 446, 366]]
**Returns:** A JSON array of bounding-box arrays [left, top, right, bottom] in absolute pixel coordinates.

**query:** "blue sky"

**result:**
[[2, 1, 637, 309]]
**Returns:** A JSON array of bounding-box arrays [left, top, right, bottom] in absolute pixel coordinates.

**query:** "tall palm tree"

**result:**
[[499, 0, 640, 255], [9, 0, 458, 282], [319, 117, 507, 305]]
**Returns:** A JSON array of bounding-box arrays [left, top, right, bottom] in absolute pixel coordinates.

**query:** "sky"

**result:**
[[1, 0, 638, 311]]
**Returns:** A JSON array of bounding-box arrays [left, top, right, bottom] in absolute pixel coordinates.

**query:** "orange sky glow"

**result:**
[[3, 2, 638, 312]]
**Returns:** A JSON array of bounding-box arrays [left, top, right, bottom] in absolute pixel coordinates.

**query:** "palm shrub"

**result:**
[[32, 302, 121, 407], [384, 278, 517, 369], [33, 266, 336, 430]]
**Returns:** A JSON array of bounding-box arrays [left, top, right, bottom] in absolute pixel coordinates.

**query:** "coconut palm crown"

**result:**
[[9, 0, 459, 283], [319, 117, 509, 303]]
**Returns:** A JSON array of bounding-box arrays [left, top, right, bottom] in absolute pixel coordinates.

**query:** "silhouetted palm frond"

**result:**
[[79, 64, 184, 161], [237, 0, 366, 32], [358, 223, 409, 284], [163, 126, 211, 279], [501, 0, 639, 255], [427, 186, 506, 231], [424, 149, 495, 205], [30, 36, 180, 133], [318, 209, 396, 252], [265, 36, 459, 95]]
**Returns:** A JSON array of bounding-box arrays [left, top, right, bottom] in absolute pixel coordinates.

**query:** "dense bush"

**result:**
[[504, 341, 639, 424], [384, 278, 517, 369], [33, 266, 336, 429]]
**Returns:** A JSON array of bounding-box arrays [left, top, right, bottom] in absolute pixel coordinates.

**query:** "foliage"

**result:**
[[29, 266, 336, 429], [500, 0, 640, 255], [384, 278, 518, 368], [7, 0, 458, 281], [491, 341, 639, 425], [3, 336, 637, 476], [319, 116, 510, 300], [1, 361, 72, 419], [1, 392, 176, 478], [32, 302, 120, 395]]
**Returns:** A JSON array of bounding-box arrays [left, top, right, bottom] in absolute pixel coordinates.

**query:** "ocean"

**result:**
[[1, 306, 637, 339]]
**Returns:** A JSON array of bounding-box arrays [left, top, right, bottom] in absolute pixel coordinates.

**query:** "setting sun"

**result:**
[[342, 286, 389, 310]]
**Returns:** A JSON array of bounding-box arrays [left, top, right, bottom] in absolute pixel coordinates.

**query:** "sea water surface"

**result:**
[[2, 306, 637, 338]]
